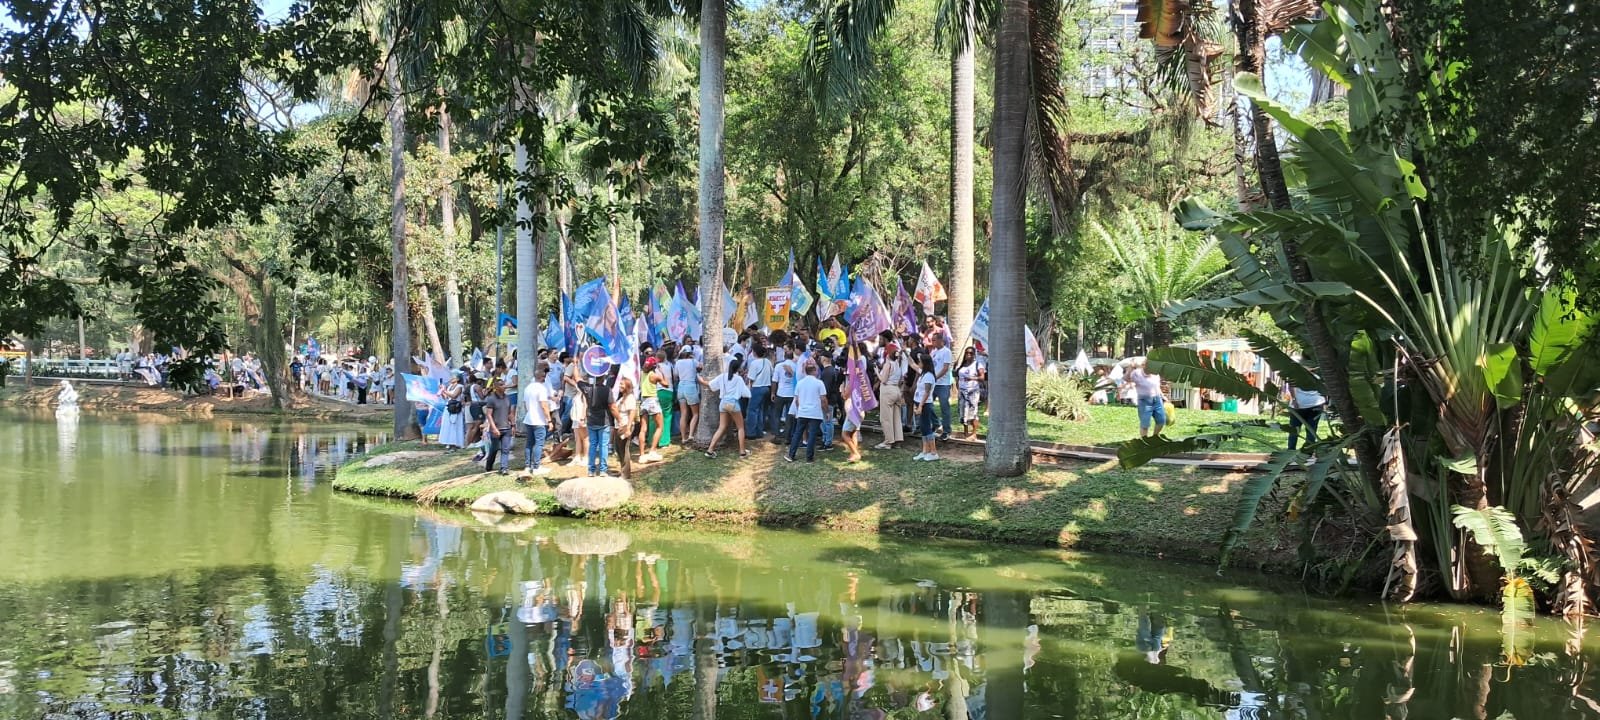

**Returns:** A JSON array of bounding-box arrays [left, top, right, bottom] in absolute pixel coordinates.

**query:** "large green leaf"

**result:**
[[1219, 449, 1304, 568], [1161, 282, 1357, 320], [1282, 18, 1350, 89], [1479, 342, 1524, 410], [1145, 347, 1275, 404], [1450, 505, 1527, 575], [1347, 330, 1388, 427], [1236, 73, 1388, 217], [1115, 432, 1230, 470], [1243, 331, 1321, 392], [1528, 290, 1594, 376]]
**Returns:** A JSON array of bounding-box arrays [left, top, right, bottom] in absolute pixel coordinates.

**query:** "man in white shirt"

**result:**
[[785, 362, 829, 463], [1124, 359, 1167, 437], [930, 333, 955, 440], [772, 351, 799, 440], [522, 364, 555, 475], [743, 345, 773, 439]]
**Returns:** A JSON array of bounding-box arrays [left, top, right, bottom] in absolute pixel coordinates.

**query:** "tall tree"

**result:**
[[948, 0, 978, 350], [694, 0, 729, 445], [439, 111, 465, 363], [386, 55, 415, 439], [985, 0, 1031, 476]]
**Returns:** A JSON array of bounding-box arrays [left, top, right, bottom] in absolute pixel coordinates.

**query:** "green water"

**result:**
[[0, 413, 1596, 719]]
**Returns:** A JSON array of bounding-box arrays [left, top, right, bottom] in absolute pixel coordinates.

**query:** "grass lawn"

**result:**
[[974, 404, 1288, 453], [334, 437, 1297, 574]]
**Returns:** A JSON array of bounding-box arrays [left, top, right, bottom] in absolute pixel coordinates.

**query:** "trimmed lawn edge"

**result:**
[[333, 439, 1302, 577]]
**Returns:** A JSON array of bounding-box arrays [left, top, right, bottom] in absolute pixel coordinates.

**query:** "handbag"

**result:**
[[447, 398, 463, 414]]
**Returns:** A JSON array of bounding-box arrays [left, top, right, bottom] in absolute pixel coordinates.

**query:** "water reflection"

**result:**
[[1, 414, 1600, 719]]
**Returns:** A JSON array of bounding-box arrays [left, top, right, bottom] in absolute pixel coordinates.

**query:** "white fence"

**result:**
[[2, 358, 123, 379]]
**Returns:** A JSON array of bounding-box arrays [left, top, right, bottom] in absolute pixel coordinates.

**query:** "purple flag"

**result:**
[[892, 278, 919, 336], [848, 277, 892, 342], [845, 353, 878, 428]]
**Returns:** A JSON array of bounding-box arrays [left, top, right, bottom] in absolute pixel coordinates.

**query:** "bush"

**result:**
[[1025, 371, 1092, 422]]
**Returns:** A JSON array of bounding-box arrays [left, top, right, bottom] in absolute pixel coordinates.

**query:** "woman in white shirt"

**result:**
[[438, 375, 467, 449], [674, 348, 701, 445], [912, 350, 940, 461], [702, 356, 750, 458]]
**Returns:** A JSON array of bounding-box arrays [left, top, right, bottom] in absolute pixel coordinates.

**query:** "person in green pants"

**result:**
[[649, 351, 674, 448]]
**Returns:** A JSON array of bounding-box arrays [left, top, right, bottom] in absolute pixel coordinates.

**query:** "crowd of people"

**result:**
[[424, 314, 990, 478], [292, 355, 395, 405]]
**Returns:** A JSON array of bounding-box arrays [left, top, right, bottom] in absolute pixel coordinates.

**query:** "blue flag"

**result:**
[[561, 293, 577, 355], [543, 313, 563, 350], [572, 277, 609, 325]]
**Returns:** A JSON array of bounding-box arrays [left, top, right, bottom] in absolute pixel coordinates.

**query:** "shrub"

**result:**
[[1025, 371, 1092, 422]]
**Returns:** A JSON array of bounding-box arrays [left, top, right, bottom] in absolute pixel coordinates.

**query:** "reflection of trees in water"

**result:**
[[8, 505, 1600, 718]]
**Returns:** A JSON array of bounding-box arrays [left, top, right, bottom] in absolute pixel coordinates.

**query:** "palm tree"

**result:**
[[1092, 211, 1227, 348], [694, 0, 728, 445], [986, 0, 1031, 476], [438, 109, 465, 364]]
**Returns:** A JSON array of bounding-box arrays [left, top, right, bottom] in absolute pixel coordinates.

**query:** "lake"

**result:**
[[0, 411, 1594, 719]]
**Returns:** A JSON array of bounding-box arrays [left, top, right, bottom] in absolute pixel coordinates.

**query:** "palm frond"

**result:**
[[1025, 0, 1075, 225], [1450, 505, 1528, 577], [1243, 331, 1318, 391], [1379, 427, 1419, 601], [1161, 281, 1358, 320], [802, 0, 899, 113], [934, 0, 1001, 51], [1146, 346, 1277, 404], [1219, 448, 1305, 568]]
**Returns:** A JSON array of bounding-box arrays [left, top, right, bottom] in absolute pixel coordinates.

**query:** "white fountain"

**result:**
[[55, 379, 80, 419]]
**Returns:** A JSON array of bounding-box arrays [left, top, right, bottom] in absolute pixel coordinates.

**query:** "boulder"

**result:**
[[469, 490, 541, 515], [554, 476, 633, 512]]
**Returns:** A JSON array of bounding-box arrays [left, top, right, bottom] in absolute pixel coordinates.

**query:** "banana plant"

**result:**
[[1451, 505, 1563, 665]]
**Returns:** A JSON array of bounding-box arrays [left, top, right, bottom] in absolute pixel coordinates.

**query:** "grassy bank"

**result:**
[[980, 404, 1285, 452], [333, 436, 1296, 574], [0, 383, 392, 423]]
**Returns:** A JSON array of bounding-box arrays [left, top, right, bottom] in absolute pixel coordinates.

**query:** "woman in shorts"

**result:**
[[638, 357, 666, 462]]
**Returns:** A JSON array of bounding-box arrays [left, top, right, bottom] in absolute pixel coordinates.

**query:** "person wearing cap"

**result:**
[[638, 357, 666, 463]]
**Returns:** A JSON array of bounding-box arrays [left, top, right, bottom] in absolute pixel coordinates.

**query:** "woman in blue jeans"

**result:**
[[1124, 358, 1167, 437]]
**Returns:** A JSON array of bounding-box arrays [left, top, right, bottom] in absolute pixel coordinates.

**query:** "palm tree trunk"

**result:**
[[439, 111, 464, 364], [515, 141, 540, 380], [1151, 317, 1173, 349], [949, 4, 977, 350], [984, 0, 1033, 477], [695, 0, 728, 446], [386, 58, 414, 440], [557, 216, 573, 299], [1234, 0, 1377, 488]]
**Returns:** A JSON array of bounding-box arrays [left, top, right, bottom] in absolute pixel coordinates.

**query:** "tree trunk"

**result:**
[[984, 0, 1033, 477], [386, 58, 415, 440], [1151, 317, 1173, 349], [608, 180, 621, 299], [557, 217, 573, 299], [695, 0, 728, 446], [515, 141, 541, 384], [419, 283, 446, 365], [949, 7, 977, 350], [255, 274, 289, 410], [439, 111, 465, 364], [1234, 0, 1377, 488]]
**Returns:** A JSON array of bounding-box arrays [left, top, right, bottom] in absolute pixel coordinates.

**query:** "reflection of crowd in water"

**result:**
[[471, 540, 1021, 720]]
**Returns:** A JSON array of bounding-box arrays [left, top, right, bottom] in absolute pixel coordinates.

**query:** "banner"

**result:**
[[763, 287, 792, 330], [400, 373, 445, 436], [572, 277, 609, 325], [915, 261, 947, 315], [305, 337, 321, 361], [497, 313, 518, 346], [970, 297, 991, 350], [667, 283, 691, 343]]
